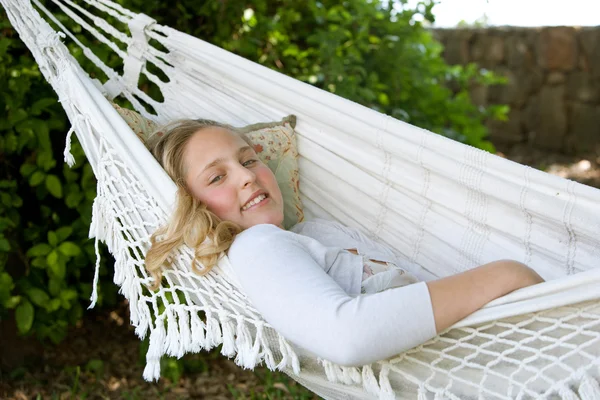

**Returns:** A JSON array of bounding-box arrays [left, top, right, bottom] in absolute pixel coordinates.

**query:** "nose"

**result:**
[[238, 163, 256, 188]]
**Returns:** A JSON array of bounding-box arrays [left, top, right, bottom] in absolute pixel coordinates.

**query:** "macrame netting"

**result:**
[[3, 0, 600, 398]]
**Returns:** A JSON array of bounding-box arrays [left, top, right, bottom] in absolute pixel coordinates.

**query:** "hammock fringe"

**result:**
[[579, 371, 600, 400]]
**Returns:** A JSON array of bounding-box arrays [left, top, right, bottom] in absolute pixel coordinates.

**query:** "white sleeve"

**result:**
[[228, 224, 437, 367]]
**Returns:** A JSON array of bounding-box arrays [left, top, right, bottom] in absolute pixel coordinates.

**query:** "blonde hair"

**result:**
[[144, 119, 249, 290]]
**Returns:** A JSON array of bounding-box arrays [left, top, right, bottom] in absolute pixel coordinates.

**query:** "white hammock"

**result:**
[[4, 0, 600, 398]]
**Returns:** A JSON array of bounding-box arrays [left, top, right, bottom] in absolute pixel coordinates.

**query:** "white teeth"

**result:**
[[242, 194, 266, 211]]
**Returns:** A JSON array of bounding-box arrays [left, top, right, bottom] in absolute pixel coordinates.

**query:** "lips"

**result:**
[[241, 190, 268, 211]]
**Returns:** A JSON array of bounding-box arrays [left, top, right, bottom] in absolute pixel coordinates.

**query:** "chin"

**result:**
[[247, 213, 284, 229]]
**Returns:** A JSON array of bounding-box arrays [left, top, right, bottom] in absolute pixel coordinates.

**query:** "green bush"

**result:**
[[0, 11, 116, 344], [1, 0, 506, 343]]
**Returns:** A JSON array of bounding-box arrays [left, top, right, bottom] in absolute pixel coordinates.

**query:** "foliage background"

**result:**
[[0, 0, 505, 377]]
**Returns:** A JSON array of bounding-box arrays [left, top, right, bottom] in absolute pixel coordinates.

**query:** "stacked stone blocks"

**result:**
[[433, 27, 600, 154]]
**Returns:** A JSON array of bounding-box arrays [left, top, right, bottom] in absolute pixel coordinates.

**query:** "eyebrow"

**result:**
[[200, 145, 253, 174]]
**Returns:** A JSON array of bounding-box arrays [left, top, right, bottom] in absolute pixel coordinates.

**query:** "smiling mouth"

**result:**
[[241, 193, 269, 211]]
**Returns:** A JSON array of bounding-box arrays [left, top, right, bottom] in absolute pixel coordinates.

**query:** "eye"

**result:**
[[242, 159, 257, 167], [209, 175, 223, 184]]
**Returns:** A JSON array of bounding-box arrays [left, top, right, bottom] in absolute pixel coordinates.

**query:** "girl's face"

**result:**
[[183, 127, 284, 230]]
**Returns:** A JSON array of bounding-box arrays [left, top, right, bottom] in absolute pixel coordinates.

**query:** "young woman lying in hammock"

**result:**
[[144, 119, 544, 366]]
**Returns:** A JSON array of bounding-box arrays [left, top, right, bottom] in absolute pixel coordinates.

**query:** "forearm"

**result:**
[[426, 260, 544, 333]]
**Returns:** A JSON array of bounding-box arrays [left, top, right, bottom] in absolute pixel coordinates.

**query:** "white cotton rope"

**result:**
[[3, 0, 600, 398]]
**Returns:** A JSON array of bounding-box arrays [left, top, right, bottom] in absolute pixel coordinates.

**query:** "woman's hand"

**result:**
[[426, 260, 544, 333]]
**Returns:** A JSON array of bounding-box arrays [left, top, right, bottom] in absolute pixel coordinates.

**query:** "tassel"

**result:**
[[346, 366, 362, 385], [131, 288, 145, 329], [205, 313, 222, 349], [126, 284, 139, 326], [135, 318, 149, 340], [257, 325, 277, 370], [219, 313, 237, 357], [87, 236, 101, 309], [378, 365, 396, 400], [143, 358, 161, 382], [433, 392, 445, 400], [276, 334, 291, 371], [362, 364, 380, 396], [329, 363, 343, 383], [165, 310, 181, 357], [89, 197, 100, 239], [337, 366, 359, 385], [146, 319, 166, 360], [119, 268, 133, 296], [189, 311, 206, 352], [579, 373, 600, 400], [248, 325, 262, 368], [63, 125, 76, 167], [102, 212, 117, 254], [321, 360, 337, 382], [417, 383, 428, 400], [284, 339, 300, 374], [112, 247, 126, 286], [136, 298, 151, 339], [558, 384, 579, 400], [177, 308, 191, 355], [276, 336, 300, 374], [234, 316, 257, 369]]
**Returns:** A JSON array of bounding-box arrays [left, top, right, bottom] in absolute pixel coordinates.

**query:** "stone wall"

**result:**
[[432, 27, 600, 154]]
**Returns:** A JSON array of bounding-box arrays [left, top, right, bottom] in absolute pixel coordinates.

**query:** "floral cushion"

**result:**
[[111, 103, 303, 229], [112, 103, 159, 142]]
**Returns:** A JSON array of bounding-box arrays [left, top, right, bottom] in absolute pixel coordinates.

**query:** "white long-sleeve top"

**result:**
[[227, 219, 437, 366]]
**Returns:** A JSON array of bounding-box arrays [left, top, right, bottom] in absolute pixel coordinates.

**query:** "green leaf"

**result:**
[[58, 241, 80, 257], [8, 108, 27, 128], [48, 298, 61, 312], [29, 171, 45, 187], [55, 227, 72, 242], [0, 272, 15, 301], [4, 295, 21, 309], [30, 98, 57, 116], [47, 321, 67, 344], [0, 180, 17, 189], [46, 249, 58, 267], [1, 193, 11, 207], [33, 120, 51, 152], [5, 133, 17, 153], [48, 258, 66, 280], [60, 289, 78, 302], [47, 231, 58, 247], [19, 163, 36, 178], [0, 217, 15, 231], [48, 278, 62, 296], [26, 288, 50, 307], [31, 257, 47, 269], [65, 191, 83, 208], [36, 151, 55, 171], [15, 300, 34, 334], [26, 243, 52, 257], [45, 175, 63, 198], [60, 289, 78, 310], [0, 238, 10, 252], [12, 195, 22, 208]]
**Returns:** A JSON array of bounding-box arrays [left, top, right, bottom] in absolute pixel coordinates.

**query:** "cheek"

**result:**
[[199, 186, 239, 217], [256, 167, 280, 194]]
